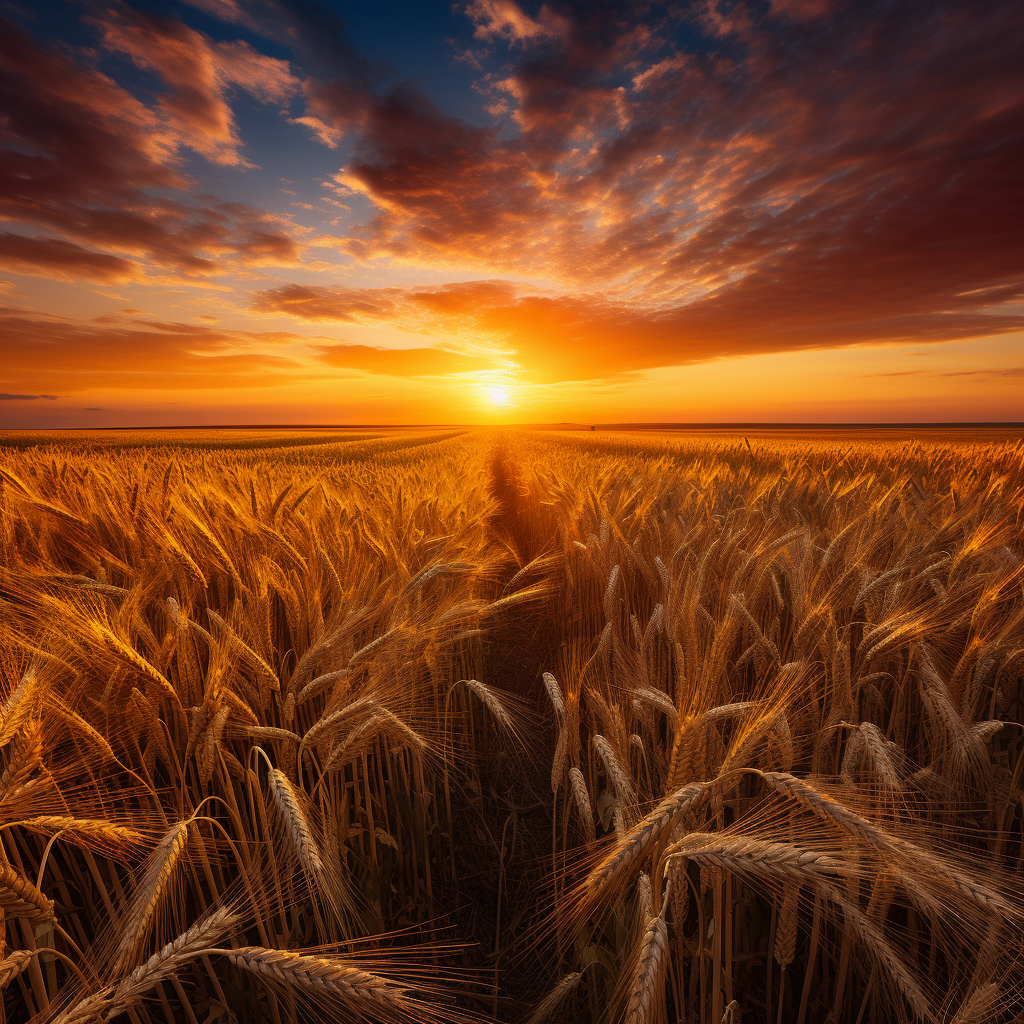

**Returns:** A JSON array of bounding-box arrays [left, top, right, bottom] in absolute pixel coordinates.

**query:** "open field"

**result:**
[[1, 427, 1023, 1023]]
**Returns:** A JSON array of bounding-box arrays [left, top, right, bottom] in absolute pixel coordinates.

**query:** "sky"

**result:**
[[0, 0, 1021, 427]]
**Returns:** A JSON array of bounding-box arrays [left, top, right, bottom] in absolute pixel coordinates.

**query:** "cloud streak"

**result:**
[[0, 306, 499, 395], [254, 279, 1024, 383]]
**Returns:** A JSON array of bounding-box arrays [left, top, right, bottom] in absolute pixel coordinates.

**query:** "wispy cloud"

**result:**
[[940, 367, 1024, 378], [262, 0, 1023, 374], [0, 306, 500, 395], [254, 281, 1024, 384], [863, 366, 1024, 380], [861, 370, 925, 378], [88, 1, 300, 168]]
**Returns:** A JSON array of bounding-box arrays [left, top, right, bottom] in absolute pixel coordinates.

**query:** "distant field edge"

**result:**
[[1, 421, 1021, 431], [563, 421, 1024, 429]]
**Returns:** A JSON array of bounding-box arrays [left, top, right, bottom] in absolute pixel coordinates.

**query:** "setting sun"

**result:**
[[487, 386, 510, 406]]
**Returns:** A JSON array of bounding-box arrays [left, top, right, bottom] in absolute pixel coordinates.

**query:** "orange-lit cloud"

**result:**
[[0, 234, 140, 283], [316, 343, 499, 376], [88, 2, 300, 167], [0, 18, 299, 278], [254, 280, 1024, 384], [319, 5, 1022, 298], [0, 306, 498, 395], [467, 1, 568, 43]]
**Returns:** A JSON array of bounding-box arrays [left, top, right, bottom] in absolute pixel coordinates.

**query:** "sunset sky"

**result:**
[[1, 0, 1021, 426]]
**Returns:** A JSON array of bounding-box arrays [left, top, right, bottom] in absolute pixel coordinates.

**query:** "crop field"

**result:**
[[1, 426, 1023, 1024]]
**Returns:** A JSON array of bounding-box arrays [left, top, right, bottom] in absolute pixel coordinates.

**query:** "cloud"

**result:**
[[0, 306, 307, 393], [0, 393, 59, 401], [0, 16, 300, 278], [88, 2, 300, 167], [863, 366, 1024, 381], [5, 0, 1022, 387], [253, 279, 1024, 384], [769, 0, 831, 18], [190, 0, 382, 148], [466, 1, 568, 43], [861, 370, 924, 378], [0, 233, 140, 283], [315, 343, 499, 377], [0, 304, 499, 394], [288, 0, 1024, 371], [940, 367, 1024, 378]]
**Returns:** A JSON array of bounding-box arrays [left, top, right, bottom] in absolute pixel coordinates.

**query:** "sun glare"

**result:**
[[487, 386, 509, 406]]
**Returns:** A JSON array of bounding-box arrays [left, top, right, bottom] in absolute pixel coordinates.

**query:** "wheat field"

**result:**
[[1, 426, 1022, 1024]]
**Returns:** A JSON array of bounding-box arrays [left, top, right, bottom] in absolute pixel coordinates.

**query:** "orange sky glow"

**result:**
[[1, 0, 1021, 426]]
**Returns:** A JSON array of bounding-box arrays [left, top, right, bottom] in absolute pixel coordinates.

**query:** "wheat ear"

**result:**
[[760, 772, 1012, 916], [632, 687, 679, 727], [224, 946, 411, 1012], [952, 983, 1000, 1024], [568, 767, 596, 843], [817, 881, 930, 1022], [542, 671, 565, 717], [460, 679, 516, 735], [670, 833, 850, 884], [593, 733, 634, 804], [0, 950, 34, 989], [114, 820, 188, 969], [269, 768, 324, 876], [625, 904, 668, 1024], [584, 782, 709, 899], [524, 971, 581, 1024], [18, 816, 145, 851], [0, 864, 55, 922], [774, 886, 798, 968], [55, 907, 238, 1024]]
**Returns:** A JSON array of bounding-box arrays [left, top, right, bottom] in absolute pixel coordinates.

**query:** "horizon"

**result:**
[[2, 0, 1022, 426], [4, 420, 1024, 432]]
